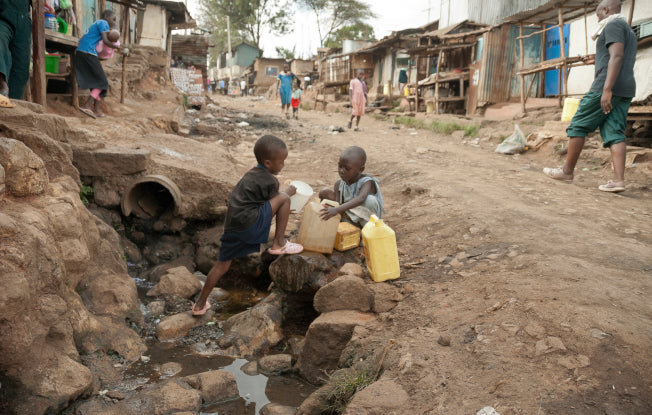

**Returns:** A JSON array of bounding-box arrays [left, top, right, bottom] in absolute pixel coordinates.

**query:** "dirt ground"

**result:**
[[60, 86, 651, 414]]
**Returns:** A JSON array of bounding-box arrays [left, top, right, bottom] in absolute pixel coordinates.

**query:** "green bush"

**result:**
[[323, 369, 375, 414], [79, 185, 94, 206]]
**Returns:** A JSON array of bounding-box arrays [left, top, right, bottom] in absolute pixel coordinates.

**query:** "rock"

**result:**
[[535, 336, 567, 357], [106, 390, 125, 400], [524, 322, 546, 339], [260, 402, 297, 415], [219, 291, 284, 357], [184, 370, 239, 404], [0, 164, 5, 200], [240, 360, 258, 375], [287, 335, 305, 357], [147, 266, 202, 299], [159, 362, 183, 377], [122, 236, 141, 262], [258, 354, 293, 376], [339, 263, 364, 278], [368, 283, 403, 313], [156, 311, 214, 341], [0, 137, 49, 196], [208, 287, 230, 303], [144, 258, 195, 283], [438, 334, 451, 346], [342, 378, 409, 415], [590, 328, 610, 339], [72, 148, 150, 176], [296, 386, 331, 415], [138, 380, 202, 414], [193, 225, 222, 273], [313, 275, 372, 313], [143, 235, 194, 266], [269, 252, 337, 294], [298, 310, 376, 384], [148, 300, 166, 316], [558, 354, 590, 370]]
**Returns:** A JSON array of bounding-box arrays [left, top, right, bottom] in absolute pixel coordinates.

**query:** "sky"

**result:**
[[184, 0, 438, 58]]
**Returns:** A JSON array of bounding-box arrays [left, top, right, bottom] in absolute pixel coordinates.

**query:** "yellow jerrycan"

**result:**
[[361, 215, 400, 282], [297, 200, 341, 254]]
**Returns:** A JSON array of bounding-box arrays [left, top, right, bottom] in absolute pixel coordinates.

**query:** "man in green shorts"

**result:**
[[544, 0, 636, 193]]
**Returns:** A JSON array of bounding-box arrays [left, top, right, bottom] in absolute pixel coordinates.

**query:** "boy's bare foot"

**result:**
[[191, 301, 211, 316], [598, 180, 625, 193], [543, 167, 573, 182]]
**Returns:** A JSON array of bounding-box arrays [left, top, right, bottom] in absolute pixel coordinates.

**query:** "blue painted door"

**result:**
[[82, 0, 97, 35], [545, 24, 569, 96]]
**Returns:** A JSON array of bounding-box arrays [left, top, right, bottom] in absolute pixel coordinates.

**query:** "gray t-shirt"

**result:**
[[590, 18, 637, 97]]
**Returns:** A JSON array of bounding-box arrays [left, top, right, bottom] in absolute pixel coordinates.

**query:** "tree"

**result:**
[[275, 46, 296, 59], [198, 0, 293, 55], [298, 0, 376, 47], [324, 22, 375, 48]]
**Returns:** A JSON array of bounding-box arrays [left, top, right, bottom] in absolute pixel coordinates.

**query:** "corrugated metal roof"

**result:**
[[423, 21, 488, 38], [503, 0, 599, 25]]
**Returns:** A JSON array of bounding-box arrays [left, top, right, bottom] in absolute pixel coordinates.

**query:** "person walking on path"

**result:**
[[0, 0, 31, 105], [276, 63, 294, 119], [544, 0, 636, 193], [75, 10, 119, 118], [348, 69, 368, 131], [241, 79, 248, 97]]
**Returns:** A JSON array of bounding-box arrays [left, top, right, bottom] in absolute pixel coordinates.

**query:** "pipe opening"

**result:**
[[122, 175, 182, 219]]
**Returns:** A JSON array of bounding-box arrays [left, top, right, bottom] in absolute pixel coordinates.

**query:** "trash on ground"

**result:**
[[495, 124, 527, 155]]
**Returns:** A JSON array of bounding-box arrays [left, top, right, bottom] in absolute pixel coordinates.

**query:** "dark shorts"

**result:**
[[218, 202, 273, 261], [566, 91, 632, 148]]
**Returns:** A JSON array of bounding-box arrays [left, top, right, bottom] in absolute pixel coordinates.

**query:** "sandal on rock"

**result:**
[[0, 95, 15, 108], [268, 241, 303, 255], [543, 167, 573, 182], [79, 108, 96, 119], [598, 180, 625, 193], [191, 301, 211, 316]]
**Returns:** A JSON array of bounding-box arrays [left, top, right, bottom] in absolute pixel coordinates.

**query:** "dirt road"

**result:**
[[216, 94, 651, 414]]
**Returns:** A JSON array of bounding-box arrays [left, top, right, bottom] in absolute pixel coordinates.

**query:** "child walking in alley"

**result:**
[[276, 63, 295, 119], [191, 135, 304, 316], [75, 10, 119, 118], [291, 78, 302, 119], [319, 146, 384, 228]]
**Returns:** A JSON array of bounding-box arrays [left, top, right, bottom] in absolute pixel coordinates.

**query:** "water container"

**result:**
[[334, 222, 361, 252], [45, 14, 58, 31], [561, 98, 581, 122], [297, 200, 340, 254], [426, 101, 435, 113], [361, 215, 400, 282], [289, 180, 313, 213]]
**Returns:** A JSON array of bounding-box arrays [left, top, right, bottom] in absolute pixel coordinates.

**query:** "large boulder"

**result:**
[[184, 370, 239, 404], [218, 291, 284, 357], [156, 311, 214, 341], [313, 275, 372, 313], [147, 266, 202, 299], [298, 310, 376, 384], [342, 378, 410, 415], [258, 354, 293, 376], [368, 283, 403, 313], [260, 403, 297, 415], [0, 137, 49, 196], [72, 147, 150, 176], [269, 252, 337, 295]]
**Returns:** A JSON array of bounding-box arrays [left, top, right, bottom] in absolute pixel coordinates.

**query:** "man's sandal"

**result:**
[[598, 181, 625, 193], [543, 167, 573, 182], [0, 95, 15, 108], [268, 241, 303, 255]]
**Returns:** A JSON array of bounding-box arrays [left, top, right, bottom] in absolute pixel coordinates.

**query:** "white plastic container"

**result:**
[[289, 180, 313, 212]]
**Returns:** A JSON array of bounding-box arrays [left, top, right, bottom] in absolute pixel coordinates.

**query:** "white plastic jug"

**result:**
[[289, 180, 313, 212]]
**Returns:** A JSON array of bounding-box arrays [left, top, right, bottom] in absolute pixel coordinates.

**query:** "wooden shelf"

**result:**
[[45, 31, 79, 51]]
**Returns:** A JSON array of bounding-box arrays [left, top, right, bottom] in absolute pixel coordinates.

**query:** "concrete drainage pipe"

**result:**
[[121, 175, 182, 219]]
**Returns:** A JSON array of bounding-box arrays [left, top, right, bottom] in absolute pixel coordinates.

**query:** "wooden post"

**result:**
[[32, 0, 46, 107], [584, 7, 589, 55], [434, 53, 442, 114], [71, 55, 79, 109], [628, 0, 635, 26], [519, 24, 525, 113], [540, 24, 546, 97], [558, 6, 567, 106], [98, 0, 106, 13], [120, 6, 130, 104], [74, 0, 83, 36]]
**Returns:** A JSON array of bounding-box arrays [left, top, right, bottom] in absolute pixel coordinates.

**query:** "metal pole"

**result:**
[[227, 15, 233, 82]]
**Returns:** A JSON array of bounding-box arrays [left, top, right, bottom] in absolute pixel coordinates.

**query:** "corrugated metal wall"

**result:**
[[467, 0, 551, 25]]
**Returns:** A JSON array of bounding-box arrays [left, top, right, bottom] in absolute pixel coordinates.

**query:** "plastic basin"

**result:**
[[289, 180, 313, 212]]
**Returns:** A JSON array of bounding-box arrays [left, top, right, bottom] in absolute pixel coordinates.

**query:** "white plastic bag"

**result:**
[[495, 124, 527, 154]]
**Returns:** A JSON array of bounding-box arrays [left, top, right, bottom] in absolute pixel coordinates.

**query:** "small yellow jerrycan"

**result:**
[[361, 215, 400, 282]]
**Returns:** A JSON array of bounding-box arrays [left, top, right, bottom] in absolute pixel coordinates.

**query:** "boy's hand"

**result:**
[[283, 185, 297, 197], [320, 206, 339, 220]]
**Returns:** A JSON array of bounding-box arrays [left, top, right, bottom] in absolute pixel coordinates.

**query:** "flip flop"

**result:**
[[191, 301, 211, 316], [598, 181, 625, 193], [268, 241, 303, 255], [543, 167, 573, 182], [95, 112, 106, 118], [0, 95, 15, 108], [79, 108, 96, 119]]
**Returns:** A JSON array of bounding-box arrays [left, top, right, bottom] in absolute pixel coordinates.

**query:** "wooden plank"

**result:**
[[71, 56, 78, 109], [45, 31, 79, 49], [520, 24, 526, 113], [32, 0, 46, 107], [99, 0, 107, 13], [121, 6, 130, 104], [558, 6, 567, 107], [628, 0, 635, 26]]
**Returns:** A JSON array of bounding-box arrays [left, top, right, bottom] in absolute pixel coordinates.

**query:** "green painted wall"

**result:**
[[234, 44, 261, 67]]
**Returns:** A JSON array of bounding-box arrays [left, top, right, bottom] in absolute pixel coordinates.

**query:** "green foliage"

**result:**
[[391, 117, 479, 137], [464, 124, 478, 137], [198, 0, 293, 54], [298, 0, 377, 47], [79, 185, 94, 206], [322, 369, 375, 414], [324, 22, 375, 48], [275, 45, 296, 59]]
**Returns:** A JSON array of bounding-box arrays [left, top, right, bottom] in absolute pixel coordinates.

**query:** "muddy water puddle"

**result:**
[[129, 276, 316, 414]]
